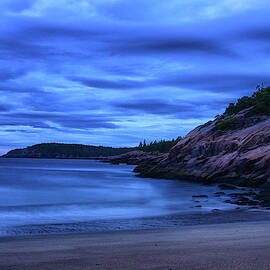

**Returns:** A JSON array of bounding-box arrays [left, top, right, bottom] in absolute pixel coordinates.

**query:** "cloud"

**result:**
[[69, 76, 148, 90], [115, 99, 193, 115], [0, 70, 27, 82], [240, 27, 270, 42], [0, 112, 119, 130], [95, 0, 264, 23], [109, 34, 234, 57], [114, 97, 232, 119], [0, 0, 34, 12], [0, 83, 42, 93], [0, 104, 11, 112], [157, 73, 270, 92], [69, 72, 268, 93]]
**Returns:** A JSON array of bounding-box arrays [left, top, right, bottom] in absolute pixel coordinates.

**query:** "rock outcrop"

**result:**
[[100, 151, 165, 165], [134, 109, 270, 187]]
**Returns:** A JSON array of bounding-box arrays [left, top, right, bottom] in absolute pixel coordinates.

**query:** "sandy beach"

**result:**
[[0, 221, 270, 270]]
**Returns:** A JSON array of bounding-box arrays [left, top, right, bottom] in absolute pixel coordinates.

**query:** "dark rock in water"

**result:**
[[195, 205, 202, 208], [225, 200, 233, 204], [260, 201, 270, 207], [215, 192, 226, 196], [255, 188, 270, 207], [219, 184, 239, 190], [229, 192, 257, 197], [234, 201, 250, 206], [225, 196, 259, 206], [192, 195, 208, 198], [239, 199, 259, 206], [238, 197, 250, 202], [224, 190, 261, 207]]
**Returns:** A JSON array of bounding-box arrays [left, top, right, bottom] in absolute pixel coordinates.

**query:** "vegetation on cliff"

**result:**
[[225, 84, 270, 116], [137, 137, 182, 153], [215, 84, 270, 131], [215, 117, 240, 131]]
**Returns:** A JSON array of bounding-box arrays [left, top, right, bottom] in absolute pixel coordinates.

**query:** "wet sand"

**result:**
[[1, 221, 270, 270]]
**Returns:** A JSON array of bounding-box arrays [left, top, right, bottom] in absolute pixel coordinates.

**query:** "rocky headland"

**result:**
[[135, 108, 270, 187], [102, 108, 270, 188], [102, 89, 270, 208]]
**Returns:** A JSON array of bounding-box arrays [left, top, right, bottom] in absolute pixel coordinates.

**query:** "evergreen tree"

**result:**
[[137, 136, 182, 153], [143, 139, 147, 147]]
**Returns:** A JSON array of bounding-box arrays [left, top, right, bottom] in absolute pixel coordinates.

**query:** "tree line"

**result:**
[[137, 137, 182, 153]]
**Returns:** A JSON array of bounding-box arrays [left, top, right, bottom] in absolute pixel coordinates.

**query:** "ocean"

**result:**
[[0, 158, 241, 236]]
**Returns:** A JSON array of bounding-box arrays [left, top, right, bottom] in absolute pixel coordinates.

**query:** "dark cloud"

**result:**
[[0, 104, 11, 112], [240, 27, 270, 44], [69, 73, 268, 93], [57, 119, 118, 129], [112, 37, 235, 57], [115, 99, 192, 115], [0, 12, 236, 74], [157, 73, 270, 92], [22, 23, 108, 40], [3, 129, 36, 133], [114, 98, 230, 119], [0, 70, 26, 82], [0, 0, 34, 12], [0, 83, 42, 93], [0, 118, 53, 129], [69, 77, 147, 89], [0, 39, 51, 60], [0, 112, 119, 130]]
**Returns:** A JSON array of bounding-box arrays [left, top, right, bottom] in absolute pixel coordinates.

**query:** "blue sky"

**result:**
[[1, 0, 270, 154]]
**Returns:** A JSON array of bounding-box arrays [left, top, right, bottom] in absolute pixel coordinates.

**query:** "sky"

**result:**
[[1, 0, 270, 154]]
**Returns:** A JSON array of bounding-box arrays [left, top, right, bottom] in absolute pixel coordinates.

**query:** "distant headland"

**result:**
[[2, 137, 181, 159]]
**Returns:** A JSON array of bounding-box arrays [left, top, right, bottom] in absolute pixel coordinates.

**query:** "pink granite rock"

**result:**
[[135, 110, 270, 186]]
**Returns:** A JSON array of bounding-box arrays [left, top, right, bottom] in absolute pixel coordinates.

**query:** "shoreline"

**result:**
[[1, 220, 270, 270], [2, 216, 270, 241], [2, 219, 270, 243], [2, 208, 270, 238]]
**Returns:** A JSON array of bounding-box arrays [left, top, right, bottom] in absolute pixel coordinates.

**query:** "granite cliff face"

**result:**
[[134, 109, 270, 187]]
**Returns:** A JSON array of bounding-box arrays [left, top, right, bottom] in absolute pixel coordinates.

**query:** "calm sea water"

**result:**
[[0, 158, 238, 236]]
